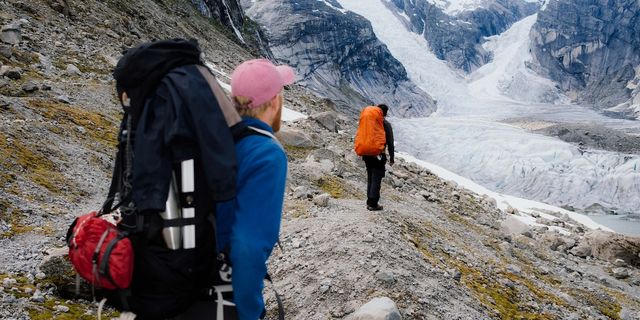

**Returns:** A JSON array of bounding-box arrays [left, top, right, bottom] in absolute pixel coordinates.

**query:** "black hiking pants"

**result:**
[[363, 154, 386, 207]]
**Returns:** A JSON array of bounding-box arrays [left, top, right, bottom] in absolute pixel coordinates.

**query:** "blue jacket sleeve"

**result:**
[[230, 141, 287, 320]]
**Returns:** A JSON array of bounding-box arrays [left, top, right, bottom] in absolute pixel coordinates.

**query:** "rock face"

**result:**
[[386, 0, 540, 72], [531, 0, 640, 117], [241, 0, 436, 117], [582, 230, 640, 267], [191, 0, 271, 56]]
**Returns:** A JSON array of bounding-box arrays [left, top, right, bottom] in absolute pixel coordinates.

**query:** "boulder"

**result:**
[[66, 64, 82, 76], [22, 81, 38, 93], [506, 206, 519, 215], [1, 66, 22, 80], [348, 297, 401, 320], [584, 230, 640, 267], [275, 127, 314, 148], [0, 45, 12, 59], [612, 267, 629, 279], [0, 24, 21, 45], [569, 242, 592, 258], [500, 216, 530, 236], [313, 193, 330, 207], [541, 232, 565, 251], [375, 270, 396, 285], [48, 0, 70, 15], [310, 111, 338, 132]]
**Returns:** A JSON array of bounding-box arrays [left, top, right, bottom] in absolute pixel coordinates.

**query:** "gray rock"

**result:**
[[313, 193, 330, 207], [54, 305, 70, 313], [500, 216, 530, 236], [348, 297, 401, 320], [507, 264, 522, 275], [506, 206, 518, 215], [1, 25, 21, 45], [0, 45, 11, 59], [275, 127, 314, 148], [375, 270, 396, 285], [420, 191, 439, 202], [22, 81, 38, 93], [310, 111, 338, 132], [612, 267, 629, 279], [30, 290, 45, 303], [292, 186, 311, 199], [66, 64, 82, 76], [2, 67, 22, 80], [0, 98, 8, 110], [57, 95, 71, 104], [613, 258, 627, 267], [570, 242, 592, 258], [584, 230, 640, 267], [2, 278, 16, 287]]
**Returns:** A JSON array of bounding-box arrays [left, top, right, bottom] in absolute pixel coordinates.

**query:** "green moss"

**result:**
[[316, 176, 345, 198], [0, 273, 119, 319], [26, 99, 118, 149], [446, 211, 484, 234], [285, 200, 311, 219], [449, 259, 568, 320], [314, 176, 364, 199], [566, 288, 621, 320], [0, 132, 68, 194], [0, 200, 33, 238], [28, 296, 120, 319], [283, 145, 315, 161]]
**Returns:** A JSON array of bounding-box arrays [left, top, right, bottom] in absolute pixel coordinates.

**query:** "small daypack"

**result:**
[[67, 211, 133, 291], [354, 106, 386, 156]]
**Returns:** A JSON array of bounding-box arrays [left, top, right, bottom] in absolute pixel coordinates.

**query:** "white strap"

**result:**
[[247, 126, 284, 151]]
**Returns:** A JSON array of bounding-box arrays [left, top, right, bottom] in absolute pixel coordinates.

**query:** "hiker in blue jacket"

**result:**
[[216, 59, 295, 319]]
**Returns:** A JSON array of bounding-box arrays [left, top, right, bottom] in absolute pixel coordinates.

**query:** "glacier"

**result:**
[[336, 0, 640, 234]]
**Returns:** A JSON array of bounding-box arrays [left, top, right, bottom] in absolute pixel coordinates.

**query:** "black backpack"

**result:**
[[106, 39, 284, 320], [105, 39, 244, 319]]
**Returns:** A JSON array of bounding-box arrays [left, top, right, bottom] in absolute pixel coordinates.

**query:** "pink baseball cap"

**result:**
[[231, 59, 296, 108]]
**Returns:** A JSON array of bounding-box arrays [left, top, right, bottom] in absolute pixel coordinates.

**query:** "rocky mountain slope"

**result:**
[[240, 0, 437, 117], [530, 0, 640, 118], [0, 1, 640, 319]]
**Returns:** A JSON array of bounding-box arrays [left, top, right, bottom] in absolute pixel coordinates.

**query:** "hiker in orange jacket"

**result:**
[[363, 104, 394, 211]]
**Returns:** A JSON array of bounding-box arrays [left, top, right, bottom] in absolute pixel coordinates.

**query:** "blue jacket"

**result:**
[[216, 117, 287, 320]]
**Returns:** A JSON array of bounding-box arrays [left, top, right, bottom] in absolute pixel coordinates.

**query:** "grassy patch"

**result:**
[[314, 176, 363, 199], [566, 288, 621, 320], [446, 210, 484, 234], [26, 99, 118, 149], [284, 200, 310, 219], [448, 257, 571, 320], [0, 273, 120, 319], [283, 145, 315, 161], [0, 132, 68, 194]]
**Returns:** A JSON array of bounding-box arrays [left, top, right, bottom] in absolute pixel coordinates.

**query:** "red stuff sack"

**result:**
[[66, 211, 134, 290]]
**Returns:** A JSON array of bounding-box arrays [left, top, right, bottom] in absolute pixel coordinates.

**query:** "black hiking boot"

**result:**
[[367, 204, 383, 211]]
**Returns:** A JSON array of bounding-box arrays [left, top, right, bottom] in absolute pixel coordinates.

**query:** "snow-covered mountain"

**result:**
[[241, 0, 437, 117], [385, 0, 541, 72]]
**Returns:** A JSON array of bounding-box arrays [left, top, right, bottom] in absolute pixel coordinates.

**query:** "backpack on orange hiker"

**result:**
[[354, 106, 386, 156]]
